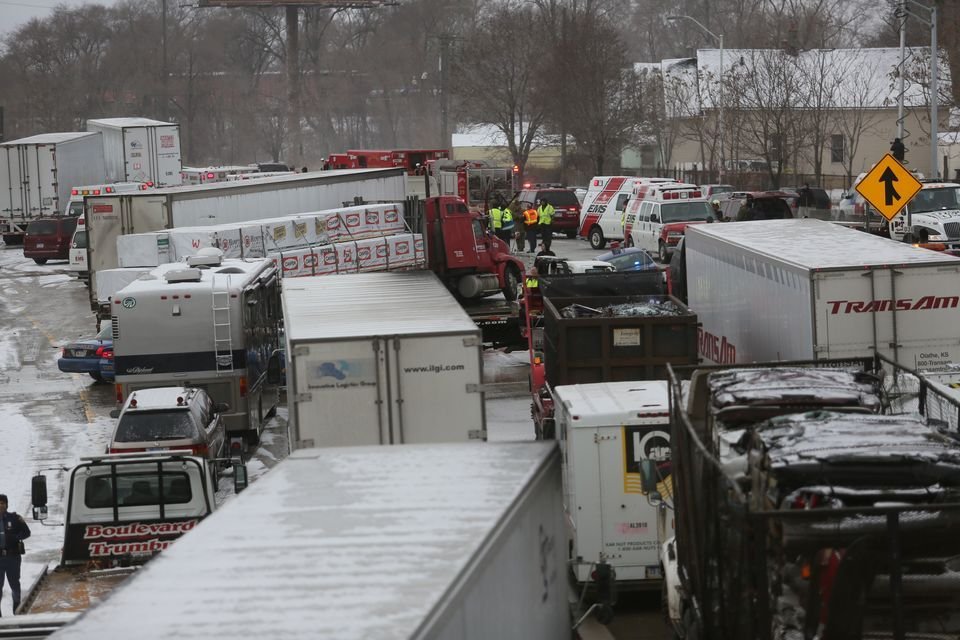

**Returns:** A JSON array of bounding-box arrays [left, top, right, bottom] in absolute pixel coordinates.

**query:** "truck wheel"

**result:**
[[565, 230, 577, 239], [502, 266, 520, 301], [89, 372, 104, 382], [658, 242, 669, 263], [589, 227, 606, 250], [33, 258, 48, 265]]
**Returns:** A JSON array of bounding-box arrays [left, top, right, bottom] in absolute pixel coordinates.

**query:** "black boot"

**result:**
[[12, 601, 18, 615]]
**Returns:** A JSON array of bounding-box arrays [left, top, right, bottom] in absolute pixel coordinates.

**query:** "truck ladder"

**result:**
[[211, 274, 234, 375]]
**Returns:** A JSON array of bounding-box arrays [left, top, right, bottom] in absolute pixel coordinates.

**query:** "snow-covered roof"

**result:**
[[654, 46, 950, 114], [0, 131, 100, 146], [51, 442, 561, 640], [87, 117, 176, 128], [688, 218, 960, 270], [452, 123, 560, 149], [554, 381, 670, 428], [282, 271, 479, 342]]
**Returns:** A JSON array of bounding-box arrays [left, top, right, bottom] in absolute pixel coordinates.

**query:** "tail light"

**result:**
[[192, 443, 209, 457], [95, 345, 105, 357], [105, 186, 114, 193], [239, 376, 247, 397], [92, 189, 101, 195], [102, 350, 113, 359], [115, 384, 124, 404]]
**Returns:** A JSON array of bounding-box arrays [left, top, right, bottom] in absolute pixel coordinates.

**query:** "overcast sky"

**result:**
[[0, 0, 116, 36]]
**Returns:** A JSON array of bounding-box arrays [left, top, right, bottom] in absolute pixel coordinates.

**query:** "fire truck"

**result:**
[[424, 160, 518, 212], [324, 149, 450, 174]]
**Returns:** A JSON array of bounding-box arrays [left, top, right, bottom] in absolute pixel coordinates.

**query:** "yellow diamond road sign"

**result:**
[[855, 153, 923, 222]]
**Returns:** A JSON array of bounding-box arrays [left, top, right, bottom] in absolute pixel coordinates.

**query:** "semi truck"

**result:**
[[8, 451, 231, 633], [48, 442, 568, 640], [281, 271, 486, 449], [659, 358, 960, 639], [83, 167, 406, 310], [685, 218, 960, 371], [86, 118, 182, 187], [0, 132, 107, 243], [111, 253, 281, 446]]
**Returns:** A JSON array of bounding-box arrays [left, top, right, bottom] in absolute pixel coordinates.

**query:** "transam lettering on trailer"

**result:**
[[698, 327, 737, 364], [826, 296, 960, 314]]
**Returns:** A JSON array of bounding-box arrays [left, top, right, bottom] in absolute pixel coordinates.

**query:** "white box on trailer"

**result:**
[[282, 271, 486, 448], [50, 443, 569, 640], [0, 132, 106, 235], [86, 117, 182, 186], [686, 219, 960, 371], [554, 381, 672, 583]]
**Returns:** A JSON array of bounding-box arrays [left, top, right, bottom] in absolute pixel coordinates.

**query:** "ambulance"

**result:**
[[68, 182, 154, 277], [622, 182, 707, 262], [577, 176, 681, 249]]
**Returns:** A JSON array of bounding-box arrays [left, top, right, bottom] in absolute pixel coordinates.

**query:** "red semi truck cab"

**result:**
[[423, 196, 525, 302]]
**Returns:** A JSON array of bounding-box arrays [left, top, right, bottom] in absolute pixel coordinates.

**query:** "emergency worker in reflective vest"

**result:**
[[537, 198, 555, 252], [522, 203, 539, 253], [499, 201, 516, 244], [489, 204, 503, 235]]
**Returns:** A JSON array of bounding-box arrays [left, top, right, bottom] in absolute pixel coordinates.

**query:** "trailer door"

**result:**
[[595, 423, 670, 582]]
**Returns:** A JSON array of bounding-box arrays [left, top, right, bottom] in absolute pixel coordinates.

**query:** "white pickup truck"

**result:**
[[0, 451, 245, 635]]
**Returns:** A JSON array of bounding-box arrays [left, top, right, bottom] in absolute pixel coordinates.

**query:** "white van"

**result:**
[[578, 176, 678, 249], [67, 183, 152, 277], [623, 185, 710, 262]]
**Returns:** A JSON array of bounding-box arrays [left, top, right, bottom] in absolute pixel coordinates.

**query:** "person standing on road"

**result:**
[[500, 201, 516, 245], [537, 198, 555, 252], [0, 494, 30, 616], [711, 199, 724, 222], [522, 202, 539, 253], [488, 202, 504, 239]]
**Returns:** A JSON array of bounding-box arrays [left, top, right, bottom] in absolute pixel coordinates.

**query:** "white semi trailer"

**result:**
[[86, 117, 183, 187]]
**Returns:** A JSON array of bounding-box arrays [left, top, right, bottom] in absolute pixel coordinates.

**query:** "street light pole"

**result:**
[[668, 16, 725, 182], [899, 0, 939, 178]]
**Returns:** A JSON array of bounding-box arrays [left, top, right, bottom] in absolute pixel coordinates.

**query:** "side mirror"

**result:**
[[109, 409, 121, 419], [267, 350, 286, 386], [638, 459, 662, 504], [31, 474, 48, 521], [233, 463, 249, 493]]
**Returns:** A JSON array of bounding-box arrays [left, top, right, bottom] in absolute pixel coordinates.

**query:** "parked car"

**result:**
[[783, 186, 832, 220], [516, 187, 582, 237], [108, 387, 227, 464], [699, 184, 735, 198], [23, 216, 79, 264], [596, 246, 660, 273], [719, 192, 794, 221], [57, 321, 114, 382]]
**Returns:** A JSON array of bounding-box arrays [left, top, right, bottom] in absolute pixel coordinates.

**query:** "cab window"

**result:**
[[84, 472, 194, 508]]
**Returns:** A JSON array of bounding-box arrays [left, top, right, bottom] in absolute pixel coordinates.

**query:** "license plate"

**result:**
[[72, 350, 88, 357], [36, 243, 44, 248], [147, 447, 167, 452]]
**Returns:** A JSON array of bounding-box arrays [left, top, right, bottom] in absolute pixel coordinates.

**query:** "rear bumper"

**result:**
[[57, 358, 101, 374], [24, 247, 70, 260]]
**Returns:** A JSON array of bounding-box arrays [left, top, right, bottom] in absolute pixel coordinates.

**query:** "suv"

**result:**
[[109, 387, 227, 464], [517, 187, 582, 238], [719, 192, 794, 221], [23, 216, 79, 264]]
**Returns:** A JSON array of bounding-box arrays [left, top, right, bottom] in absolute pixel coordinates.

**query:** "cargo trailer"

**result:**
[[282, 271, 486, 448], [48, 442, 569, 640], [0, 132, 106, 241], [86, 117, 182, 187], [84, 167, 406, 308], [685, 218, 960, 371]]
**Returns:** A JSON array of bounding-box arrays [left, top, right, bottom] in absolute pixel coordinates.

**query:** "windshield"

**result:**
[[540, 191, 579, 207], [96, 321, 113, 341], [909, 187, 960, 214], [708, 186, 733, 195], [26, 220, 58, 235], [73, 230, 87, 248], [661, 202, 712, 222], [85, 473, 194, 508], [115, 410, 200, 442]]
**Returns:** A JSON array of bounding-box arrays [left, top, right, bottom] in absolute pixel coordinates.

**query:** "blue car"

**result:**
[[596, 246, 659, 272], [57, 321, 114, 382]]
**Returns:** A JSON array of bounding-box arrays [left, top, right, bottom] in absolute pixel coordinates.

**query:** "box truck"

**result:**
[[553, 380, 672, 589], [686, 218, 960, 371], [282, 271, 486, 449], [49, 442, 568, 640], [84, 167, 406, 307], [0, 132, 106, 242], [86, 117, 182, 187]]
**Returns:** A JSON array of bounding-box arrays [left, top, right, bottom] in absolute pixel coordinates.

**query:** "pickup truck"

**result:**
[[4, 451, 246, 634]]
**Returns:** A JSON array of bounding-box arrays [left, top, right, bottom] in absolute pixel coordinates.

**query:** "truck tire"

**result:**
[[658, 242, 669, 263], [33, 258, 48, 265], [502, 266, 520, 301], [589, 226, 606, 250]]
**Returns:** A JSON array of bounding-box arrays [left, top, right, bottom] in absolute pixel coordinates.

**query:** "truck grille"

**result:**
[[945, 222, 960, 239]]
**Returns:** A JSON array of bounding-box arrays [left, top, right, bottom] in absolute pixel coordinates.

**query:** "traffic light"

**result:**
[[512, 164, 519, 174]]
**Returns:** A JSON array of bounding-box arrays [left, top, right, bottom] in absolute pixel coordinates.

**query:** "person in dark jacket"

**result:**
[[0, 494, 30, 616]]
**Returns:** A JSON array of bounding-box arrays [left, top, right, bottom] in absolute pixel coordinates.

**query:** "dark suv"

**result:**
[[517, 187, 581, 237], [719, 192, 794, 222], [783, 186, 832, 220]]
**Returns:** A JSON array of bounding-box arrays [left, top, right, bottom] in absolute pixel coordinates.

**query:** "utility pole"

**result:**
[[161, 0, 169, 122], [439, 36, 450, 150], [898, 0, 939, 178], [286, 6, 301, 167]]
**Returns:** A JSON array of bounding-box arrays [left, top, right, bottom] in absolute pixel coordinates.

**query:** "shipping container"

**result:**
[[554, 381, 672, 586], [282, 271, 485, 448], [685, 218, 960, 371], [86, 117, 183, 187], [49, 442, 569, 640], [84, 168, 406, 307], [0, 132, 106, 239]]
